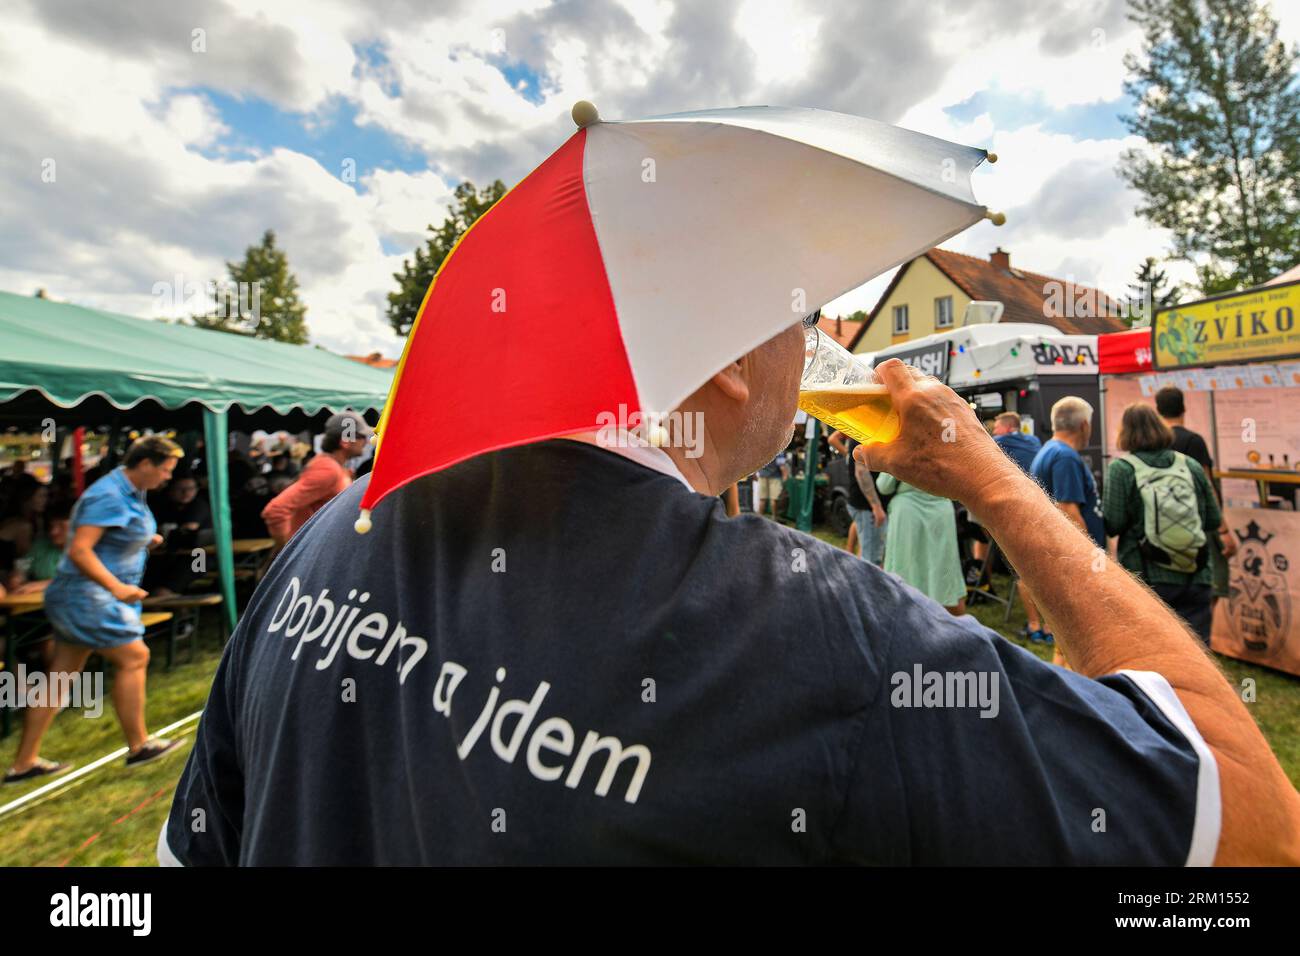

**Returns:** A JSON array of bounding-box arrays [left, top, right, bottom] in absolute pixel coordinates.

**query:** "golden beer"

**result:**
[[798, 384, 900, 444]]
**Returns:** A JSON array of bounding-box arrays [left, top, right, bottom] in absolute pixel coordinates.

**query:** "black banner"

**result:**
[[4, 865, 1288, 942], [875, 341, 950, 382]]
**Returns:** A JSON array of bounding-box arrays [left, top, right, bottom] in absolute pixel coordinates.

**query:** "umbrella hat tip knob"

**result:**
[[572, 100, 600, 128], [354, 509, 373, 535], [986, 151, 998, 163], [985, 210, 1007, 226]]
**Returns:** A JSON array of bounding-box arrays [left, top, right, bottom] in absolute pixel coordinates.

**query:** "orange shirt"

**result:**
[[261, 455, 351, 545]]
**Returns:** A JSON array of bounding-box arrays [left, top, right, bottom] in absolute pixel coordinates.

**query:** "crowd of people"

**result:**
[[749, 385, 1230, 666], [3, 389, 1234, 788], [1, 412, 374, 784]]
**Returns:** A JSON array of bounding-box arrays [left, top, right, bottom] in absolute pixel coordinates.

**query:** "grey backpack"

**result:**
[[1122, 451, 1207, 574]]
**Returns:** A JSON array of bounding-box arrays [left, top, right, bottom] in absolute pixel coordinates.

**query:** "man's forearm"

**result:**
[[971, 465, 1300, 863], [974, 473, 1164, 675]]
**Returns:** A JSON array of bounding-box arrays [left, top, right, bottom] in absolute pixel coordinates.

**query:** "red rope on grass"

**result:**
[[57, 785, 173, 865], [114, 786, 170, 825], [60, 831, 101, 867]]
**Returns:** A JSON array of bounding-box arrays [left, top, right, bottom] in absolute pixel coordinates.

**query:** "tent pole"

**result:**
[[797, 419, 820, 533], [203, 408, 238, 635]]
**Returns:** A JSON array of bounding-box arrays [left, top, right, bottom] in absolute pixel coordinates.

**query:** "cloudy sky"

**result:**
[[4, 0, 1298, 358]]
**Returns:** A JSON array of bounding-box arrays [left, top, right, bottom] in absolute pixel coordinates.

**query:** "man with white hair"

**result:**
[[1026, 397, 1105, 659], [1030, 396, 1105, 549]]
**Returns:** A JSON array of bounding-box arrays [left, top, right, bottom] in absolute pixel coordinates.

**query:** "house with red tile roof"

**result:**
[[848, 247, 1127, 355], [814, 313, 865, 349]]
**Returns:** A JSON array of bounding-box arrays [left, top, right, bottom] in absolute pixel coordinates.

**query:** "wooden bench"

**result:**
[[142, 594, 226, 667], [140, 611, 178, 667]]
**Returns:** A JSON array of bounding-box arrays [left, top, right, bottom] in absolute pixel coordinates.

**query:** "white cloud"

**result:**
[[161, 94, 231, 149], [6, 0, 1295, 359], [734, 0, 822, 87], [362, 168, 458, 248]]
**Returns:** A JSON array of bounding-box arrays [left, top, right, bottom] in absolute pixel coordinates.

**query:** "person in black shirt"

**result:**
[[163, 327, 1300, 865], [1155, 385, 1214, 485], [1155, 386, 1237, 599], [145, 469, 213, 595], [828, 430, 886, 564], [149, 471, 211, 533]]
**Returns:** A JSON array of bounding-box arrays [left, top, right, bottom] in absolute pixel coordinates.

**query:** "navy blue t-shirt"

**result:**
[[1031, 439, 1105, 547], [163, 440, 1212, 865]]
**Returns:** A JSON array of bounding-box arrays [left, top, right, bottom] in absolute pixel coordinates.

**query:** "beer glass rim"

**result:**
[[802, 326, 878, 388]]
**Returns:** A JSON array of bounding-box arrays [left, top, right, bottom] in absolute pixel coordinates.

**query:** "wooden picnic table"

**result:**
[[203, 537, 276, 578], [0, 590, 45, 615], [203, 538, 277, 556]]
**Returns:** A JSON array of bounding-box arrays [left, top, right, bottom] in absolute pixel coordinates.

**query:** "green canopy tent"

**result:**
[[0, 290, 395, 631]]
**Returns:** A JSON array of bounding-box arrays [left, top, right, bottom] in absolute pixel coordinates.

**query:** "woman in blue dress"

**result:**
[[5, 437, 186, 783]]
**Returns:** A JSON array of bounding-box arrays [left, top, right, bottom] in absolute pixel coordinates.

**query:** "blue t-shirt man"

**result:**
[[1031, 439, 1105, 547], [994, 430, 1041, 475]]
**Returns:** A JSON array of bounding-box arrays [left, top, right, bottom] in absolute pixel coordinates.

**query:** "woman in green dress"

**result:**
[[876, 472, 967, 613]]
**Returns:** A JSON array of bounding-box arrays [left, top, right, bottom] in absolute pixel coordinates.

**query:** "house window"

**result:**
[[935, 295, 954, 328], [892, 304, 909, 335]]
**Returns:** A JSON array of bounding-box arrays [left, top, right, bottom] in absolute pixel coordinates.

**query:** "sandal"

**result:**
[[124, 737, 182, 768], [3, 758, 73, 785]]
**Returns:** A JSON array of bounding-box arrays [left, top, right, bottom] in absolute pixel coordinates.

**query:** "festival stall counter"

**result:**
[[1150, 279, 1300, 676]]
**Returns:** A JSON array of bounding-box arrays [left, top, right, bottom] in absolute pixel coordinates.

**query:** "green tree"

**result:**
[[1118, 0, 1300, 296], [386, 180, 508, 337], [193, 229, 309, 344], [1125, 256, 1183, 326]]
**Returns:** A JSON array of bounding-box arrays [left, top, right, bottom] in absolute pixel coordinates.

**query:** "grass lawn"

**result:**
[[0, 629, 220, 866], [2, 524, 1297, 866]]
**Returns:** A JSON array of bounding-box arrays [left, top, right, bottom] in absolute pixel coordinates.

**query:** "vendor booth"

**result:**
[[1096, 326, 1215, 472], [0, 291, 395, 636], [872, 323, 1105, 475], [1138, 279, 1300, 676]]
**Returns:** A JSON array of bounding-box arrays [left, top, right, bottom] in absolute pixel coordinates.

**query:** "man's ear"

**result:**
[[710, 360, 750, 403]]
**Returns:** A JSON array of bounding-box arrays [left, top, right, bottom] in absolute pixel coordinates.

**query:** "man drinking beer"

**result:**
[[163, 320, 1300, 865]]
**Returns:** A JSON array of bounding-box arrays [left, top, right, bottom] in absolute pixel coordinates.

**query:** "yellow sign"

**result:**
[[1153, 280, 1300, 369]]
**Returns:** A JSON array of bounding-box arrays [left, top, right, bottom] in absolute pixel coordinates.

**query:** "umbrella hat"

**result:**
[[355, 102, 1001, 532]]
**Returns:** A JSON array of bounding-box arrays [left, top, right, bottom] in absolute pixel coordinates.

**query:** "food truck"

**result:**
[[871, 323, 1105, 477]]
